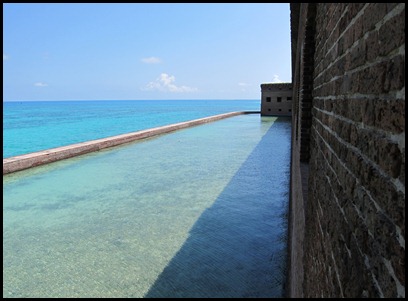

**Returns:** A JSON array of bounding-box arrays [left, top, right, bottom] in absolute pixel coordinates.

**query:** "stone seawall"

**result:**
[[3, 111, 258, 175]]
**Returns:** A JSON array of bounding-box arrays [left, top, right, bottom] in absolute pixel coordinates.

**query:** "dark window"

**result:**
[[287, 97, 292, 101], [268, 109, 271, 111], [278, 109, 282, 111], [266, 97, 271, 102], [277, 97, 282, 102], [289, 109, 292, 112]]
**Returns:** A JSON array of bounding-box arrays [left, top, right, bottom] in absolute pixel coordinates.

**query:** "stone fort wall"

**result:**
[[288, 3, 405, 298], [260, 83, 293, 116]]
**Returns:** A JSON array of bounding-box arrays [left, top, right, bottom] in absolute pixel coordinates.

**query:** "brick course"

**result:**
[[289, 3, 405, 298]]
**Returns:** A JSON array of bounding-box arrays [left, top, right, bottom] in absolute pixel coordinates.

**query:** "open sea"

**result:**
[[3, 99, 260, 158], [3, 99, 291, 298]]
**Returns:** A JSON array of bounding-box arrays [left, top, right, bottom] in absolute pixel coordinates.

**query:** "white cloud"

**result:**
[[34, 82, 48, 87], [3, 54, 9, 60], [144, 73, 197, 93], [141, 56, 162, 64], [271, 74, 283, 83], [238, 82, 251, 91]]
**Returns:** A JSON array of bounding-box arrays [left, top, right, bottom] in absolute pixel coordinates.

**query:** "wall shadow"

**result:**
[[144, 117, 292, 298]]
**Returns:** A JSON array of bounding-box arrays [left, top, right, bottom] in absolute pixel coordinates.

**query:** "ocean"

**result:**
[[3, 100, 291, 297], [3, 99, 260, 158]]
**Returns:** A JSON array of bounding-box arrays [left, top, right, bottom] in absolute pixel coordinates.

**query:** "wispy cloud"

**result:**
[[141, 56, 162, 64], [34, 82, 48, 87], [271, 74, 283, 83], [3, 54, 9, 60], [144, 73, 197, 93], [238, 82, 251, 91]]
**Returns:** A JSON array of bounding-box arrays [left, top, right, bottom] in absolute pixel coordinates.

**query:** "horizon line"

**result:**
[[3, 98, 261, 102]]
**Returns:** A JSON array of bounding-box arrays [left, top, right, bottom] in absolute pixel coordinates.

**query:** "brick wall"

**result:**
[[289, 3, 405, 298], [260, 83, 293, 116], [287, 3, 313, 297]]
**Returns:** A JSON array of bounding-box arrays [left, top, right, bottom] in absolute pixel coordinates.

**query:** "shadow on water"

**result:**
[[144, 117, 291, 298]]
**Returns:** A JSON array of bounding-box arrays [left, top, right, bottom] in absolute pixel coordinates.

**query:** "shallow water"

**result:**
[[3, 114, 291, 298]]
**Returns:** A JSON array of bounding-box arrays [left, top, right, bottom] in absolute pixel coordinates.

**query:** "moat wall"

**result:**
[[3, 111, 257, 175], [288, 3, 405, 298]]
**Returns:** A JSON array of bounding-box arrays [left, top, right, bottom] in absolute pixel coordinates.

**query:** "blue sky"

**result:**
[[3, 3, 291, 101]]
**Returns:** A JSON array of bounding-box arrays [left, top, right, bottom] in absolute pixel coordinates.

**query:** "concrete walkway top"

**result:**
[[3, 111, 259, 175]]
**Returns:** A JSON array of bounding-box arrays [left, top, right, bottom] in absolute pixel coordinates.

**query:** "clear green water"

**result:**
[[3, 114, 291, 298]]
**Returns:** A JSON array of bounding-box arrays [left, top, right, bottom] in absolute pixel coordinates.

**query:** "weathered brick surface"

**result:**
[[289, 3, 405, 298]]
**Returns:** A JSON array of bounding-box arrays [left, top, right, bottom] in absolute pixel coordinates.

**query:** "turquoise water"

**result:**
[[3, 100, 259, 158], [3, 114, 291, 298]]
